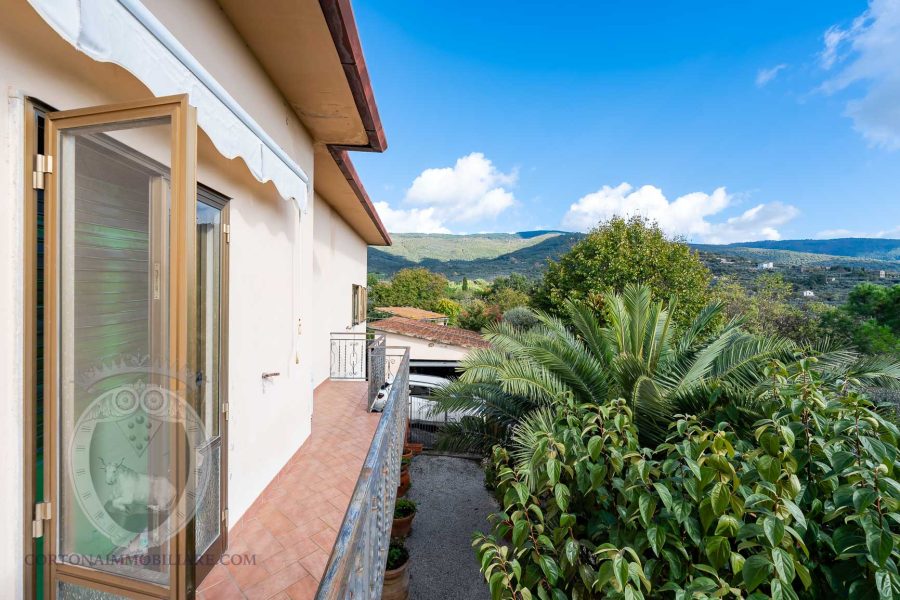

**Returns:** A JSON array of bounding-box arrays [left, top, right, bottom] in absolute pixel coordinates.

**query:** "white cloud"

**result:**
[[815, 228, 856, 238], [820, 0, 900, 148], [704, 202, 800, 244], [756, 64, 788, 87], [374, 152, 518, 233], [405, 152, 517, 222], [562, 183, 799, 244], [815, 225, 900, 238], [373, 201, 450, 234]]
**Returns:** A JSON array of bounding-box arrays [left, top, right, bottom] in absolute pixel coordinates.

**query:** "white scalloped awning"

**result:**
[[27, 0, 309, 210]]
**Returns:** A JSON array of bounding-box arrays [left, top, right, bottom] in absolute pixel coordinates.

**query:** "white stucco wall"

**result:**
[[0, 2, 366, 593], [0, 88, 27, 600], [311, 193, 369, 387]]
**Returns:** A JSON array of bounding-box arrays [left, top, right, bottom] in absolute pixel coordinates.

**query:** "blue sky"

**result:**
[[351, 0, 900, 243]]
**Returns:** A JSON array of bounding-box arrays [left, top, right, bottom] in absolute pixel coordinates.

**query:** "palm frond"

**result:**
[[436, 417, 513, 455], [674, 301, 726, 354], [565, 300, 611, 363]]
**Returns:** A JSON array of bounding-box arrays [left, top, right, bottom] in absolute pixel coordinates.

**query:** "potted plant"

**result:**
[[404, 440, 423, 456], [397, 471, 411, 498], [382, 538, 410, 600], [399, 457, 411, 489], [391, 498, 417, 538], [401, 446, 413, 461]]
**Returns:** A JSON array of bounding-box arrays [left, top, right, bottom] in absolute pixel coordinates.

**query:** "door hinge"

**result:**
[[223, 223, 230, 244], [222, 402, 229, 421], [32, 501, 51, 538], [32, 154, 54, 190], [222, 508, 228, 523]]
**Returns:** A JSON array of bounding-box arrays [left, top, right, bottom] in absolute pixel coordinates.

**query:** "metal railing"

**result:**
[[407, 403, 449, 450], [315, 347, 410, 600], [407, 394, 475, 449], [366, 335, 386, 411], [330, 332, 369, 380], [330, 332, 389, 410]]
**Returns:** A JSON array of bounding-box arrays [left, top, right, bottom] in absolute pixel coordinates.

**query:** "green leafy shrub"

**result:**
[[387, 538, 409, 570], [435, 297, 462, 326], [460, 299, 502, 331], [503, 306, 540, 330], [474, 359, 900, 599], [394, 498, 417, 519]]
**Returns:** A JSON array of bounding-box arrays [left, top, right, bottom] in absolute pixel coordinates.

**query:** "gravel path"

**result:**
[[406, 454, 496, 600]]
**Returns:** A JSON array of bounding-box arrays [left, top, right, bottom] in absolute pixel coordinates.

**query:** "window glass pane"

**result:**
[[195, 198, 222, 557], [58, 117, 176, 585], [409, 386, 432, 398]]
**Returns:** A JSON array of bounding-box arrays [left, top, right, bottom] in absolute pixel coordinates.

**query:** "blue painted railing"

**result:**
[[315, 347, 409, 599]]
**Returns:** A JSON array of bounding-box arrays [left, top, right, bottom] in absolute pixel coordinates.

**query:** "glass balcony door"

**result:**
[[44, 96, 197, 600], [194, 191, 229, 584]]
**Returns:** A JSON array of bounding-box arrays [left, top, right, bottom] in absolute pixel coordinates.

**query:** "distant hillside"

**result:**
[[690, 244, 900, 269], [378, 232, 565, 262], [370, 232, 899, 284], [726, 238, 900, 261], [370, 232, 583, 279]]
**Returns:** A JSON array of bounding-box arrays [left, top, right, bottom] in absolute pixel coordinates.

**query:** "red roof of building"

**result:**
[[368, 317, 491, 349], [375, 306, 447, 320]]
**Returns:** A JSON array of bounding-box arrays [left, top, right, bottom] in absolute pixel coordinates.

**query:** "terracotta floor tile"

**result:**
[[202, 577, 246, 600], [319, 509, 346, 530], [226, 559, 270, 590], [243, 561, 310, 600], [257, 508, 297, 537], [198, 564, 230, 592], [285, 575, 319, 600], [298, 549, 331, 582], [274, 517, 329, 548], [310, 527, 338, 553], [217, 380, 380, 598]]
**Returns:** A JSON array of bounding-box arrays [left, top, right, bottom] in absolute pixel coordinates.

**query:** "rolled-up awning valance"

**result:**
[[27, 0, 309, 210]]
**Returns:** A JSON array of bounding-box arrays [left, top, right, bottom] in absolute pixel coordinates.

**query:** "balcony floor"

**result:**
[[197, 380, 380, 600]]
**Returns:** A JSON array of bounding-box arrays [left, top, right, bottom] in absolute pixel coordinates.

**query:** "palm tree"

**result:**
[[432, 283, 900, 452]]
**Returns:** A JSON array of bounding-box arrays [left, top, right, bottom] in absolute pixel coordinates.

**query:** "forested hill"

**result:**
[[370, 232, 582, 280], [369, 232, 900, 281], [698, 238, 900, 261]]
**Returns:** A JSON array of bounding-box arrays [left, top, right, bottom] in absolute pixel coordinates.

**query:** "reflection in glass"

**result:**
[[58, 118, 178, 585], [195, 199, 222, 556]]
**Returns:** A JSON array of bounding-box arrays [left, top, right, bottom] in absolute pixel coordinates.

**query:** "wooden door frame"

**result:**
[[23, 97, 50, 600], [42, 94, 197, 600]]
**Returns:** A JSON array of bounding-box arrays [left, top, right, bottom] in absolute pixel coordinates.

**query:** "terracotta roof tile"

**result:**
[[375, 306, 448, 320], [368, 317, 490, 349]]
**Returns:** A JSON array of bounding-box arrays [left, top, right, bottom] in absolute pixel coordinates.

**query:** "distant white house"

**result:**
[[880, 270, 886, 279], [803, 290, 816, 298], [758, 262, 775, 270]]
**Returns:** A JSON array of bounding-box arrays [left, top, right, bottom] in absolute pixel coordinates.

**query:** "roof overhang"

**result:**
[[217, 0, 385, 151], [217, 0, 390, 244], [315, 145, 391, 245]]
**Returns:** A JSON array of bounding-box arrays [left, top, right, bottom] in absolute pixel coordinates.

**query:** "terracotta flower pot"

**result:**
[[405, 442, 423, 456], [400, 469, 410, 488], [382, 557, 410, 600], [397, 480, 410, 497], [401, 448, 413, 461], [391, 512, 415, 538]]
